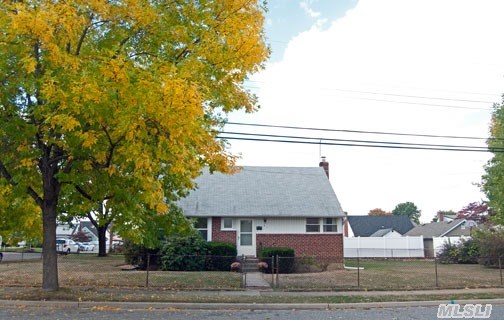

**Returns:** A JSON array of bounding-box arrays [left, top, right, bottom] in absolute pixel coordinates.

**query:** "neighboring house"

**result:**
[[56, 221, 108, 244], [405, 219, 477, 257], [344, 216, 415, 238], [369, 228, 402, 237], [436, 211, 456, 222], [56, 224, 75, 238], [177, 160, 345, 262]]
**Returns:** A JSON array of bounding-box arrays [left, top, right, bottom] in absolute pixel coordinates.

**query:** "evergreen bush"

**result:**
[[260, 247, 295, 273]]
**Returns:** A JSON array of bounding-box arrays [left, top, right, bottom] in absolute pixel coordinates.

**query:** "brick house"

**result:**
[[177, 158, 345, 263]]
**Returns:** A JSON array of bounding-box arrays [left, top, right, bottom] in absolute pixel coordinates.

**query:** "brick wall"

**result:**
[[256, 233, 343, 263], [211, 217, 236, 243], [210, 217, 343, 263]]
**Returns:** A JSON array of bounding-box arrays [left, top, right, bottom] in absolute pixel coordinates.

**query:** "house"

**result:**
[[177, 159, 345, 262], [436, 211, 457, 222], [56, 221, 110, 247], [344, 215, 415, 237], [405, 219, 477, 257]]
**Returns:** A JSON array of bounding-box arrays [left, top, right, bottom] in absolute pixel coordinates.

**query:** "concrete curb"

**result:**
[[1, 299, 504, 311]]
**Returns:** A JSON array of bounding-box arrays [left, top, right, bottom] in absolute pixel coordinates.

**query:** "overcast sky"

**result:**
[[224, 0, 504, 222]]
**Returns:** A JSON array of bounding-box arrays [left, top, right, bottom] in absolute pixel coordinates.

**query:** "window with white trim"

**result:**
[[323, 218, 338, 232], [306, 218, 320, 232], [222, 218, 233, 230], [194, 217, 208, 240]]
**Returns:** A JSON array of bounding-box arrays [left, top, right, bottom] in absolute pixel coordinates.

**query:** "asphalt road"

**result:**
[[0, 252, 42, 262], [0, 305, 503, 320]]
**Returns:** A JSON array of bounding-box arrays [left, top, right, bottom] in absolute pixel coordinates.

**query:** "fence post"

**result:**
[[145, 253, 150, 288], [357, 256, 360, 288], [242, 254, 246, 288], [276, 255, 279, 289], [271, 256, 275, 287], [499, 255, 503, 287], [434, 257, 439, 287]]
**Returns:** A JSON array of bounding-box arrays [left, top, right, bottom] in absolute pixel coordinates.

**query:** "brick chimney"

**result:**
[[437, 211, 444, 222], [319, 156, 329, 178]]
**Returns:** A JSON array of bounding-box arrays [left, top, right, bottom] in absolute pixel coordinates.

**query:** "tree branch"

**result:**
[[75, 13, 94, 56], [0, 161, 43, 207]]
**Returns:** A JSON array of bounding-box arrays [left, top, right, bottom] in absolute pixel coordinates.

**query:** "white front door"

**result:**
[[237, 219, 256, 256]]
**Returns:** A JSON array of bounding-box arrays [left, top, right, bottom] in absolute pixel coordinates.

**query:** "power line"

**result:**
[[245, 80, 501, 102], [221, 131, 493, 151], [218, 135, 503, 153], [226, 121, 498, 141], [317, 88, 495, 104], [243, 85, 492, 111]]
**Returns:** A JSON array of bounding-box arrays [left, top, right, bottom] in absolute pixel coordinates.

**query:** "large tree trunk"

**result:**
[[97, 225, 108, 257], [41, 163, 61, 291], [42, 202, 58, 290]]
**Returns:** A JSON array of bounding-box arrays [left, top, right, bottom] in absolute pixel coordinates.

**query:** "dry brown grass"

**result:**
[[274, 259, 503, 290], [0, 254, 241, 290]]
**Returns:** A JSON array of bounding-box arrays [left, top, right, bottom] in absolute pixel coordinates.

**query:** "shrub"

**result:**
[[160, 233, 209, 271], [123, 240, 160, 270], [206, 241, 237, 271], [438, 238, 479, 264], [260, 247, 295, 273], [473, 227, 504, 267]]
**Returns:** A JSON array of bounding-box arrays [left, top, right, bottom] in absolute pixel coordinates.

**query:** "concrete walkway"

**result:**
[[1, 298, 504, 311], [244, 272, 271, 289]]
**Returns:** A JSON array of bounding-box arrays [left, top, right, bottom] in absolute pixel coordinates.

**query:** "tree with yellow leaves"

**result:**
[[0, 0, 269, 290]]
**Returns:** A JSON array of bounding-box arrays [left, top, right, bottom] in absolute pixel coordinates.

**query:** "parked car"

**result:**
[[56, 238, 80, 254], [80, 242, 95, 251]]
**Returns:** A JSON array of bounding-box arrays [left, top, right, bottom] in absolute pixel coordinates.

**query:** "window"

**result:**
[[222, 218, 233, 230], [194, 217, 208, 240], [306, 218, 320, 232], [323, 218, 337, 232]]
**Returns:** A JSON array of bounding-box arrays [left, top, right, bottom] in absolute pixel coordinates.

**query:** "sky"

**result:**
[[224, 0, 504, 223]]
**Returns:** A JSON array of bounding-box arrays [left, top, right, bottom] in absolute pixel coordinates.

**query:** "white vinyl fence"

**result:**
[[344, 236, 425, 258]]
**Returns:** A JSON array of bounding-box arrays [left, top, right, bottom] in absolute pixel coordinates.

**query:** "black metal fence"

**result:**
[[0, 252, 502, 290], [261, 255, 504, 290]]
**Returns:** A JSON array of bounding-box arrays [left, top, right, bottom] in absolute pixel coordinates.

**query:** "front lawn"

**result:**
[[274, 259, 503, 290], [0, 254, 241, 290]]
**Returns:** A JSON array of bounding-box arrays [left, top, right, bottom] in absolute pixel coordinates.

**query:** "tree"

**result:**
[[368, 208, 392, 216], [71, 230, 91, 243], [455, 201, 490, 224], [392, 202, 421, 224], [483, 101, 504, 225], [0, 184, 42, 244], [0, 0, 268, 290]]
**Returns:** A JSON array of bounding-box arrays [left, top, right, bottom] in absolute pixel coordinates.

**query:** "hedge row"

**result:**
[[259, 247, 295, 273]]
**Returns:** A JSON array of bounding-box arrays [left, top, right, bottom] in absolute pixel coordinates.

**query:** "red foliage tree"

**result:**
[[455, 202, 491, 224]]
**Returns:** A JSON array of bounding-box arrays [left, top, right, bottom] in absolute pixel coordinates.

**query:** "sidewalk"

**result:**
[[1, 287, 504, 311], [1, 296, 503, 311], [244, 272, 271, 290]]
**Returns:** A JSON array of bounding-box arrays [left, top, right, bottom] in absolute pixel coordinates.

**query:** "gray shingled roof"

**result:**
[[347, 216, 415, 237], [369, 228, 394, 237], [405, 220, 471, 238], [177, 166, 345, 217]]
